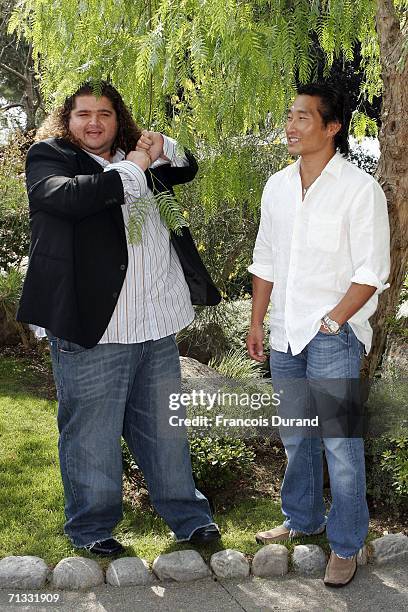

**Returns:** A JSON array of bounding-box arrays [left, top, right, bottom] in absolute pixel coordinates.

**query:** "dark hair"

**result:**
[[35, 81, 142, 154], [296, 82, 351, 156]]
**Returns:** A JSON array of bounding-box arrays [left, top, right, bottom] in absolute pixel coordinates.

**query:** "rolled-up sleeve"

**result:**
[[248, 182, 275, 282], [162, 134, 188, 167], [104, 160, 148, 205], [349, 180, 390, 294]]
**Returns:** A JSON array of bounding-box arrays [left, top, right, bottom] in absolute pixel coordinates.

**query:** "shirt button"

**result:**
[[112, 292, 118, 299], [120, 264, 126, 271]]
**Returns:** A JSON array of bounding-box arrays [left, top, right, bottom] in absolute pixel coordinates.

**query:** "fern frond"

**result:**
[[126, 196, 152, 245], [154, 191, 188, 236]]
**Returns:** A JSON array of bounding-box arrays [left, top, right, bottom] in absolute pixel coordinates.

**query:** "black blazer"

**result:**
[[17, 138, 221, 348]]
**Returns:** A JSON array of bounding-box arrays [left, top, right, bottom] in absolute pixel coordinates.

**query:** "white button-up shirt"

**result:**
[[96, 135, 194, 343], [248, 152, 390, 355]]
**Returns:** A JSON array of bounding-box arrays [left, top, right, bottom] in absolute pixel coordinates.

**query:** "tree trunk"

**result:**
[[363, 0, 408, 378], [23, 69, 39, 132]]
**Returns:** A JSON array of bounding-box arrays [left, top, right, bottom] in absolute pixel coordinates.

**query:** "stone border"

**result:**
[[0, 534, 407, 590]]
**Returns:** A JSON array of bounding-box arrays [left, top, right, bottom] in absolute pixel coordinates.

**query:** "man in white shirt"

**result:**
[[18, 82, 221, 556], [247, 82, 390, 587]]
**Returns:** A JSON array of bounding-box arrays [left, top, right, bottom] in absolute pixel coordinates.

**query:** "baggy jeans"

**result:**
[[47, 332, 215, 547]]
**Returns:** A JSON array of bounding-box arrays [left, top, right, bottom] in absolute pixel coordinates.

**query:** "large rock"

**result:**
[[180, 356, 228, 397], [252, 545, 288, 577], [180, 357, 224, 380], [0, 556, 49, 589], [357, 546, 368, 566], [210, 549, 250, 579], [371, 533, 408, 565], [292, 545, 327, 575], [152, 550, 210, 582], [106, 557, 154, 586], [51, 557, 104, 590]]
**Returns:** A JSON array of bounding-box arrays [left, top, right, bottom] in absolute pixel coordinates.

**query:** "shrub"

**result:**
[[365, 436, 408, 512], [0, 133, 31, 272], [122, 436, 255, 493], [176, 302, 234, 362], [209, 347, 262, 379], [0, 268, 31, 347], [381, 437, 408, 497], [177, 299, 270, 363], [189, 436, 255, 491]]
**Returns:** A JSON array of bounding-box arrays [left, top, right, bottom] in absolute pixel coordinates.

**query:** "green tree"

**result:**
[[9, 0, 408, 375], [0, 0, 43, 131]]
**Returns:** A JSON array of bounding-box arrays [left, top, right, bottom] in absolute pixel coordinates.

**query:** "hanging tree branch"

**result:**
[[147, 0, 154, 129], [0, 61, 29, 84], [0, 102, 24, 112]]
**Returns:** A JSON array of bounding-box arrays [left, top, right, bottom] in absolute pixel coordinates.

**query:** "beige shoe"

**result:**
[[255, 523, 325, 544], [324, 552, 357, 587], [255, 524, 291, 544]]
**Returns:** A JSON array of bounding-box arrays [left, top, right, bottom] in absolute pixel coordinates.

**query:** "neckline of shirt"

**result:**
[[288, 151, 345, 181], [84, 148, 125, 166]]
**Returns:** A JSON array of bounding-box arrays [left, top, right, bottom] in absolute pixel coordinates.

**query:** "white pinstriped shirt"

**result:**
[[87, 134, 194, 344]]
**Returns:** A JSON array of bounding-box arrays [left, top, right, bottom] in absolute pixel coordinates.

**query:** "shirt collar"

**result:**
[[83, 148, 125, 166], [321, 151, 345, 179], [287, 151, 345, 180]]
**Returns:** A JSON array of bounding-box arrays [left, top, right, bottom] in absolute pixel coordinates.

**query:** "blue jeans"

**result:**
[[47, 333, 215, 547], [270, 324, 369, 558]]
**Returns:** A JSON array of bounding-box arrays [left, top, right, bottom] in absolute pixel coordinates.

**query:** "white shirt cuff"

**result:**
[[158, 134, 188, 167], [162, 134, 177, 161], [350, 266, 390, 295], [248, 263, 274, 283]]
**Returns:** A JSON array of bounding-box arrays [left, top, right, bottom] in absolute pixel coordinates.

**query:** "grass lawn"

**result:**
[[0, 353, 379, 569]]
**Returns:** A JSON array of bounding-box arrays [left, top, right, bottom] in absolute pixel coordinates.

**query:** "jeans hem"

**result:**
[[174, 522, 219, 542], [69, 535, 113, 549], [330, 547, 360, 559], [283, 518, 326, 536]]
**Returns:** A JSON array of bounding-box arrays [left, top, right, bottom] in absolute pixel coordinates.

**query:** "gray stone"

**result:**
[[252, 544, 289, 577], [106, 557, 154, 586], [180, 356, 224, 380], [210, 549, 250, 579], [357, 545, 368, 566], [180, 356, 228, 397], [292, 545, 327, 575], [0, 556, 49, 589], [371, 533, 408, 565], [152, 550, 210, 582], [51, 557, 104, 590]]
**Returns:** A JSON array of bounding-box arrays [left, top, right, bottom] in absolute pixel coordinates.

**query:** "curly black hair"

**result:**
[[35, 81, 142, 154]]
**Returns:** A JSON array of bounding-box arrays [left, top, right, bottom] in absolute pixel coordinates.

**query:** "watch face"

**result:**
[[325, 316, 339, 332]]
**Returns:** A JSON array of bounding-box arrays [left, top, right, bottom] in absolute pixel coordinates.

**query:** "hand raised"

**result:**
[[137, 130, 164, 163]]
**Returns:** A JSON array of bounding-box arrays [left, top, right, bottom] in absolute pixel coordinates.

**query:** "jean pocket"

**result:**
[[57, 337, 87, 355], [316, 325, 349, 348]]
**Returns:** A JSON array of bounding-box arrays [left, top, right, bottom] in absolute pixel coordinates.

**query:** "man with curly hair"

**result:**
[[17, 81, 221, 556]]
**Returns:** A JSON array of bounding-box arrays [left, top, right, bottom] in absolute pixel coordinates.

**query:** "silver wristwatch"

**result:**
[[321, 314, 341, 334]]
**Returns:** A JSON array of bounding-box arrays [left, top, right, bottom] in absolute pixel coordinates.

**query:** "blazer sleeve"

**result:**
[[147, 149, 198, 191], [26, 140, 125, 221]]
